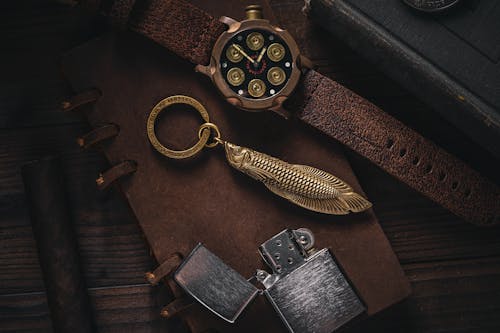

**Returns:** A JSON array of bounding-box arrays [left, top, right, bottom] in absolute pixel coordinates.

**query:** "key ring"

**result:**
[[147, 95, 216, 159]]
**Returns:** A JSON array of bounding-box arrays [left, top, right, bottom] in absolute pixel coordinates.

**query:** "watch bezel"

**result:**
[[207, 18, 302, 114]]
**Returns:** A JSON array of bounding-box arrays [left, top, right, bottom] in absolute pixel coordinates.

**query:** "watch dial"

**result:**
[[220, 29, 293, 100]]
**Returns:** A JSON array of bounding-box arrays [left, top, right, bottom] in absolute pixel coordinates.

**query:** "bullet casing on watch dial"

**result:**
[[267, 43, 285, 62], [246, 32, 265, 50], [227, 68, 245, 86], [226, 45, 244, 63]]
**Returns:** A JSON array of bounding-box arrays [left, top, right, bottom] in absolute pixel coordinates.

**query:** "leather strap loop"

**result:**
[[96, 160, 137, 190], [77, 124, 120, 149], [166, 276, 185, 299], [145, 253, 183, 286], [128, 0, 226, 65], [293, 70, 500, 226], [61, 88, 101, 112], [160, 296, 195, 318]]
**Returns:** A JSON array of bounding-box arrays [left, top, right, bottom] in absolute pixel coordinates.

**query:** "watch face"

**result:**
[[220, 29, 293, 100]]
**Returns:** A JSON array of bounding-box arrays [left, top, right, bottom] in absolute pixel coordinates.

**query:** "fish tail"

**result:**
[[339, 192, 372, 213]]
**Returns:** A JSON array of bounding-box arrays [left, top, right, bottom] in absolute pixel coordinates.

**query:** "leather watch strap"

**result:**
[[128, 0, 226, 65], [290, 70, 499, 226]]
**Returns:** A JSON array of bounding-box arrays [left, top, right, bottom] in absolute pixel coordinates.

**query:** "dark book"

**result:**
[[306, 0, 500, 158]]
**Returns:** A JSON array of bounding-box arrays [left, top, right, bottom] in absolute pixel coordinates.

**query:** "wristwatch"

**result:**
[[94, 0, 498, 226], [193, 5, 310, 116]]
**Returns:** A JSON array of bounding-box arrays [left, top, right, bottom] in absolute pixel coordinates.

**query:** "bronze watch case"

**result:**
[[195, 8, 312, 116]]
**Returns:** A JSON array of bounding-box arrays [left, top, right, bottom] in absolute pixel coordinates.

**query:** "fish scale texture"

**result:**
[[251, 151, 338, 198]]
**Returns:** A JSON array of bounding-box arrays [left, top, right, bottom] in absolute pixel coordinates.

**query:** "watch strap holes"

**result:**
[[385, 138, 394, 149]]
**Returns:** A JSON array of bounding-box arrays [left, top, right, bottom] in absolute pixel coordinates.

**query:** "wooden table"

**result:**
[[1, 1, 499, 332]]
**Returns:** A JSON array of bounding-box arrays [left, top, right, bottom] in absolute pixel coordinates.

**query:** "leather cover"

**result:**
[[290, 71, 500, 226], [62, 1, 410, 332]]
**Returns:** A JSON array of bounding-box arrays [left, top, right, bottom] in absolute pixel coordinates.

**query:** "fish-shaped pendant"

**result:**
[[223, 142, 372, 215]]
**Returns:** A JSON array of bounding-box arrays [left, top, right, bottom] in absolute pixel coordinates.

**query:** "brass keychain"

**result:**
[[147, 95, 372, 215]]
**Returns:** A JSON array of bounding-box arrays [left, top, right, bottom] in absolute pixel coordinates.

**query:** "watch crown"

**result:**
[[245, 4, 263, 20]]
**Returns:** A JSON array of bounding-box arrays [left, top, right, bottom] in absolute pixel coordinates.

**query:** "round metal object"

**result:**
[[267, 43, 285, 62], [147, 95, 211, 159], [226, 45, 243, 63], [246, 32, 265, 50], [227, 67, 245, 86], [402, 0, 460, 12], [267, 67, 286, 86], [197, 122, 222, 148], [248, 79, 266, 98]]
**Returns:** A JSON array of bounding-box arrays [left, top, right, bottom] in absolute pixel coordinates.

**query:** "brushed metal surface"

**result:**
[[173, 244, 259, 323], [264, 249, 365, 333]]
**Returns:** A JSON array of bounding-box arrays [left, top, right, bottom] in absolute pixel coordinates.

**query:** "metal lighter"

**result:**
[[256, 228, 365, 333], [173, 228, 365, 332]]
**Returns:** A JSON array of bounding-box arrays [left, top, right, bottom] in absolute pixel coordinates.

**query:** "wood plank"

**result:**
[[0, 284, 188, 333], [0, 291, 52, 333], [0, 224, 155, 293], [351, 258, 500, 332]]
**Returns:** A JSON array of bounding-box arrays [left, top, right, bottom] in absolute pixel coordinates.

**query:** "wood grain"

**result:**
[[0, 284, 187, 332], [0, 0, 499, 332]]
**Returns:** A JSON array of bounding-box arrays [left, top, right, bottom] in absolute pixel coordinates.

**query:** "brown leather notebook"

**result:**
[[62, 1, 410, 331]]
